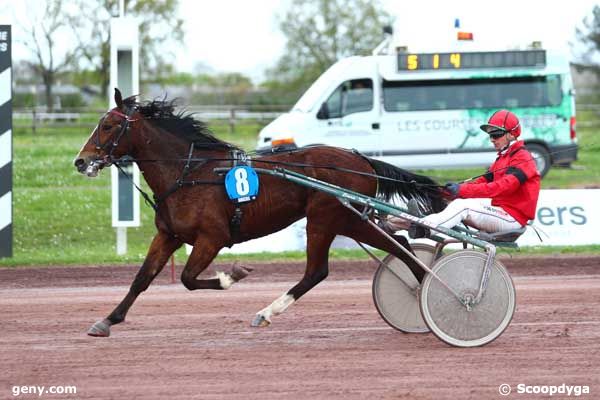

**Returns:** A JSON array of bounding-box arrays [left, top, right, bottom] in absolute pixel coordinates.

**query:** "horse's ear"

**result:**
[[123, 94, 138, 107], [114, 88, 123, 109]]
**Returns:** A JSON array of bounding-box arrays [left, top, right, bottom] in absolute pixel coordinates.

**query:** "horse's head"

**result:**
[[74, 88, 138, 177]]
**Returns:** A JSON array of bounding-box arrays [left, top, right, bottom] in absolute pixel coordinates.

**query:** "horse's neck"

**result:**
[[133, 124, 192, 196]]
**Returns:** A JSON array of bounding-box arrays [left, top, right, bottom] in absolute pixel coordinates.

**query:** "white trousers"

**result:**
[[424, 198, 522, 233]]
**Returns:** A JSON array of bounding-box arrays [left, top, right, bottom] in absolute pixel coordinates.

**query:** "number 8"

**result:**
[[235, 168, 250, 195]]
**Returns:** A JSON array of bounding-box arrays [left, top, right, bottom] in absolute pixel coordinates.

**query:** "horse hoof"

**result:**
[[87, 320, 111, 337], [251, 314, 271, 327], [231, 265, 253, 282]]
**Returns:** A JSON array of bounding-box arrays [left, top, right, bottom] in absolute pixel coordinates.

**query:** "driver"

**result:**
[[392, 109, 541, 238]]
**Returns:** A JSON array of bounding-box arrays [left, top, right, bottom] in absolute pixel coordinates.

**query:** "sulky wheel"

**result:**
[[419, 250, 516, 347], [372, 243, 439, 333]]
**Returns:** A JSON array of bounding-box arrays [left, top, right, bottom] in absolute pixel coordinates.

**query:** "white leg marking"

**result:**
[[215, 271, 234, 290], [256, 293, 295, 323]]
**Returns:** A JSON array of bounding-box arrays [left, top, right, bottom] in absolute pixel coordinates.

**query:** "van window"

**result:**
[[320, 79, 373, 119], [382, 75, 563, 112]]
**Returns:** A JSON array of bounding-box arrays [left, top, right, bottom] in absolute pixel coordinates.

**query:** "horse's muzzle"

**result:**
[[74, 158, 87, 173], [74, 157, 104, 177]]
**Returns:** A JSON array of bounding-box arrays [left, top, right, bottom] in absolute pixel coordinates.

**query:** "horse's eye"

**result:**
[[102, 125, 112, 131]]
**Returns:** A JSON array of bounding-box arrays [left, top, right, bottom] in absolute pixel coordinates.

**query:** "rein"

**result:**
[[116, 144, 579, 187], [116, 138, 590, 207], [114, 155, 443, 190]]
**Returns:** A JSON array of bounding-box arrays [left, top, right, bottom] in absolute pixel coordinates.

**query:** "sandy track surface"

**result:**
[[1, 257, 599, 399]]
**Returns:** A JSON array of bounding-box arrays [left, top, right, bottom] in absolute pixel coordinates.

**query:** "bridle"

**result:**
[[90, 107, 138, 171]]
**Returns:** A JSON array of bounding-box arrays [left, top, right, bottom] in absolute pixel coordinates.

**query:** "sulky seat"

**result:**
[[473, 227, 527, 243]]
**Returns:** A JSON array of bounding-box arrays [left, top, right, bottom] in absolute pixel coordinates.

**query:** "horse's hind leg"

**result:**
[[252, 227, 335, 327], [88, 231, 182, 337]]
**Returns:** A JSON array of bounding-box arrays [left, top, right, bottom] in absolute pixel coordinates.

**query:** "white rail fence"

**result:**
[[13, 105, 290, 134], [13, 104, 600, 131]]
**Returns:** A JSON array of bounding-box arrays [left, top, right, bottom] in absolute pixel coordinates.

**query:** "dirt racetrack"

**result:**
[[1, 255, 599, 399]]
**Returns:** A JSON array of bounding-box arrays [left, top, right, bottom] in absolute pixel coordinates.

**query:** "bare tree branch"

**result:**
[[69, 0, 185, 97], [19, 0, 78, 111]]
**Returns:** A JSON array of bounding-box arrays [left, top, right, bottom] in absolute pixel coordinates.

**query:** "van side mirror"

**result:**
[[317, 103, 329, 119]]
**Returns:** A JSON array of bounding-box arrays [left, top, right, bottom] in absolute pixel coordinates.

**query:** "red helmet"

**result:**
[[480, 109, 521, 138]]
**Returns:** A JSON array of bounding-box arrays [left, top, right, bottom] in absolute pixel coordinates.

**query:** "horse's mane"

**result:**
[[125, 97, 240, 150]]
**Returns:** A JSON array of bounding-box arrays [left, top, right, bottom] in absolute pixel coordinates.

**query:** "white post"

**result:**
[[111, 157, 140, 255], [109, 16, 139, 255], [116, 226, 127, 255]]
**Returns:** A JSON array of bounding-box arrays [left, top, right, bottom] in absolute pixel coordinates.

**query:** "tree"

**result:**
[[20, 0, 79, 111], [70, 0, 184, 98], [575, 5, 600, 66], [264, 0, 392, 101]]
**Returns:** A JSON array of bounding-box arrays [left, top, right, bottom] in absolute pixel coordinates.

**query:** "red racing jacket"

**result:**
[[457, 141, 541, 226]]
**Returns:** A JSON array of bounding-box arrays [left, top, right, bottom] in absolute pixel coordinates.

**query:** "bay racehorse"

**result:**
[[74, 89, 446, 337]]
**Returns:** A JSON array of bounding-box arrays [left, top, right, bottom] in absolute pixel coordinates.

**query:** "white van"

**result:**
[[256, 37, 578, 177]]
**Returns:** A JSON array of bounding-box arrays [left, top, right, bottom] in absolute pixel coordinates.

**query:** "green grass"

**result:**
[[2, 115, 599, 268]]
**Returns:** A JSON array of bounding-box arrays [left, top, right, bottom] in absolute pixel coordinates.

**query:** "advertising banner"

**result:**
[[517, 189, 600, 246]]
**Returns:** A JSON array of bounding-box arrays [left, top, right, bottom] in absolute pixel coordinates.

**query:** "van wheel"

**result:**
[[525, 143, 551, 177]]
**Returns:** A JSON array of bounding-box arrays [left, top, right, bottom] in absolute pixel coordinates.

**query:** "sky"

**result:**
[[1, 0, 599, 83]]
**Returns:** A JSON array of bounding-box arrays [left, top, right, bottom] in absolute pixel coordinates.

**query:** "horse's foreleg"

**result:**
[[87, 232, 182, 337], [180, 234, 252, 291], [252, 229, 335, 327]]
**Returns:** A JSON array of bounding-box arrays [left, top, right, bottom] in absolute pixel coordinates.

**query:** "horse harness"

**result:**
[[228, 149, 252, 246], [113, 141, 251, 246]]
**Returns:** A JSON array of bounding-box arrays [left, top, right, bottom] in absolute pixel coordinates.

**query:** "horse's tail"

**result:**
[[367, 158, 447, 214]]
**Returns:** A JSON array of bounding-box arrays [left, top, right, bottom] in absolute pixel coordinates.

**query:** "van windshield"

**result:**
[[293, 69, 340, 112], [382, 75, 562, 112], [320, 79, 374, 119]]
